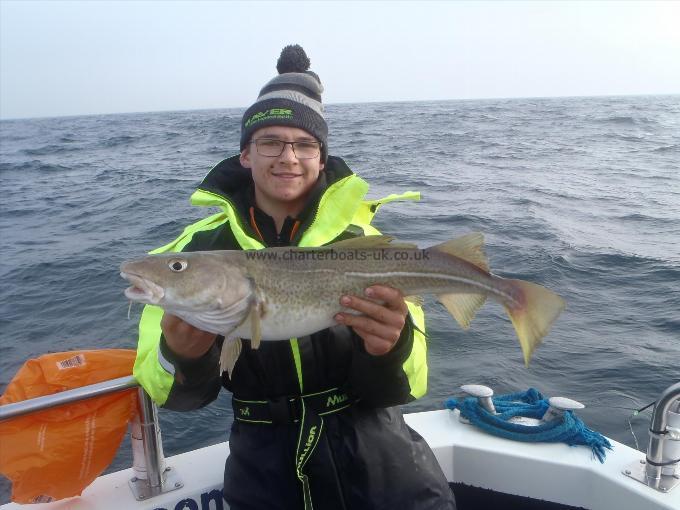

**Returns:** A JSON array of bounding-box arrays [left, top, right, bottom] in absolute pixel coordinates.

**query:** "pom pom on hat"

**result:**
[[277, 44, 311, 74]]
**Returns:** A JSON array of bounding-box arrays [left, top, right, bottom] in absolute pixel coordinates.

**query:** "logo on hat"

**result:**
[[245, 108, 294, 128]]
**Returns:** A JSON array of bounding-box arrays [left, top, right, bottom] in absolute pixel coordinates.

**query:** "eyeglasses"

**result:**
[[250, 138, 322, 159]]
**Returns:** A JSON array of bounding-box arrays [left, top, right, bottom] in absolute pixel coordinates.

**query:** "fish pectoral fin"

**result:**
[[437, 293, 487, 329], [219, 338, 242, 380], [430, 233, 489, 272], [405, 295, 425, 307], [324, 235, 417, 250]]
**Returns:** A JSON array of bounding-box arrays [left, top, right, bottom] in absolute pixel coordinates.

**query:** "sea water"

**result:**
[[1, 95, 679, 502]]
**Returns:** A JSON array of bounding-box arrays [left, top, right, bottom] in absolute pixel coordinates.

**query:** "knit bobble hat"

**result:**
[[240, 45, 328, 162]]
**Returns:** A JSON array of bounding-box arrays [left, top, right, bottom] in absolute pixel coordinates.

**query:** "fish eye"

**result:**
[[168, 259, 188, 272]]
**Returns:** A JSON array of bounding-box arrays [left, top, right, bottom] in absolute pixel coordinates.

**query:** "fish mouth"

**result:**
[[120, 271, 165, 304]]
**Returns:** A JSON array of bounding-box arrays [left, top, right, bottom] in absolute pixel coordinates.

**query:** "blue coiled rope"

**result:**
[[444, 388, 612, 463]]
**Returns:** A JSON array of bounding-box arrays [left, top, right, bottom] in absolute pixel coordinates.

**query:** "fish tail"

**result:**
[[502, 279, 565, 367]]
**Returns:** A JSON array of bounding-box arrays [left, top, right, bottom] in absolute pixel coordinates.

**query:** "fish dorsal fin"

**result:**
[[430, 233, 489, 272], [437, 293, 487, 329], [325, 235, 393, 249], [324, 235, 417, 250], [219, 337, 242, 380]]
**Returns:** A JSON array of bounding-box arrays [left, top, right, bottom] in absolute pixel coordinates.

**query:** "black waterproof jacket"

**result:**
[[135, 156, 456, 509]]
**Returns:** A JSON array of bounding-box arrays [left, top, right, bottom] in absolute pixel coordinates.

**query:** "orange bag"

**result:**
[[0, 349, 138, 504]]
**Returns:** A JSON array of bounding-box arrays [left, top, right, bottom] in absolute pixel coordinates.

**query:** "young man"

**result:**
[[134, 45, 456, 509]]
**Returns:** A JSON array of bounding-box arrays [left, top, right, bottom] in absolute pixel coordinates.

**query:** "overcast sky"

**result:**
[[1, 1, 679, 119]]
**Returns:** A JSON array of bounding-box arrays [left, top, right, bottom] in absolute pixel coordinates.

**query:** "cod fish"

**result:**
[[121, 233, 565, 374]]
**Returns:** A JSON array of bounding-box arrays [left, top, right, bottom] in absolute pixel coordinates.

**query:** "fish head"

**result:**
[[120, 252, 251, 313]]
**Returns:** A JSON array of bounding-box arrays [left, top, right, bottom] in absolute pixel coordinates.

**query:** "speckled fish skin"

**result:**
[[120, 234, 566, 365]]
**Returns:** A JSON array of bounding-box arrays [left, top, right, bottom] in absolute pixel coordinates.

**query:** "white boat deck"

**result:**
[[1, 409, 678, 510], [408, 409, 678, 510]]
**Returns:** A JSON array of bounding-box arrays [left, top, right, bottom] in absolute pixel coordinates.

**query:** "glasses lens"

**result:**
[[253, 139, 321, 159], [255, 139, 284, 157], [293, 142, 320, 159]]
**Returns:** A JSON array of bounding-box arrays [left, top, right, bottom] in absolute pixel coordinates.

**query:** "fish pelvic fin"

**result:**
[[430, 232, 489, 272], [503, 279, 566, 367], [220, 338, 242, 380], [249, 302, 263, 349], [437, 293, 487, 329]]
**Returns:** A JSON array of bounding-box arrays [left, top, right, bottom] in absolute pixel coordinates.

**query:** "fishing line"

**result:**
[[627, 400, 656, 452], [592, 405, 641, 411], [127, 301, 133, 320]]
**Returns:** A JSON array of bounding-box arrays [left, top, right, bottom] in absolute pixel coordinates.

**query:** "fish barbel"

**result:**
[[121, 233, 565, 372]]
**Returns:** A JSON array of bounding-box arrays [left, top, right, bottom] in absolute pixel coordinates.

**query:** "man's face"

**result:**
[[240, 126, 324, 214]]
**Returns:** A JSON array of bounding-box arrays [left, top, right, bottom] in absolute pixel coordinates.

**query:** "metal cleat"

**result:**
[[461, 384, 497, 415], [543, 396, 585, 422]]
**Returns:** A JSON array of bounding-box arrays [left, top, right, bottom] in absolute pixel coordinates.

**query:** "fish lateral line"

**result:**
[[342, 270, 516, 303]]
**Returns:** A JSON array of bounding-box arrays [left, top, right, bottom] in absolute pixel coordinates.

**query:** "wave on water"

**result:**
[[22, 144, 82, 156], [595, 115, 647, 125], [0, 160, 72, 173], [651, 144, 679, 153], [103, 134, 140, 147]]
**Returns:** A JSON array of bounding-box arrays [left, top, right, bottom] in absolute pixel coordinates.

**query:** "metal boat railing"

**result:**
[[624, 381, 680, 493], [0, 376, 181, 501], [0, 376, 138, 420], [645, 382, 680, 490]]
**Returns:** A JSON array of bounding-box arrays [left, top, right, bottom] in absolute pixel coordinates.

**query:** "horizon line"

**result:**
[[1, 91, 678, 122]]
